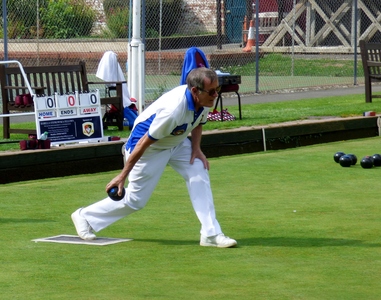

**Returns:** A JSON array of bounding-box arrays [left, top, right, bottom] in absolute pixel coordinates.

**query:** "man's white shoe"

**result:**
[[71, 208, 96, 240], [200, 233, 237, 248]]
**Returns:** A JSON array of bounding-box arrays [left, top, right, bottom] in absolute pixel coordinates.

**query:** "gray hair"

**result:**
[[186, 67, 218, 90]]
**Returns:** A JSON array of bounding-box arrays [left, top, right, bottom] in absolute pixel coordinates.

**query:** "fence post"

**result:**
[[217, 0, 222, 50], [2, 0, 8, 62], [353, 0, 358, 86], [255, 0, 259, 93]]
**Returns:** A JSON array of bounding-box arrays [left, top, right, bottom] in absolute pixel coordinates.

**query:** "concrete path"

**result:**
[[240, 84, 381, 105]]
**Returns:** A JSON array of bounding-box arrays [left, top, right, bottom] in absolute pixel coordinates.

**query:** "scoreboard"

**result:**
[[34, 90, 104, 144]]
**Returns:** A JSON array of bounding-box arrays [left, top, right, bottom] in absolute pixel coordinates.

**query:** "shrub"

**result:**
[[146, 28, 159, 38], [103, 0, 129, 38], [40, 0, 96, 39], [102, 0, 182, 39], [2, 0, 44, 38], [103, 0, 128, 18], [104, 7, 129, 38]]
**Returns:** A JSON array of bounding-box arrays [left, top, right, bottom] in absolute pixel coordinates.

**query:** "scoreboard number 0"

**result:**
[[35, 95, 55, 111], [90, 92, 98, 105], [80, 92, 98, 106], [45, 96, 55, 109], [67, 94, 76, 106]]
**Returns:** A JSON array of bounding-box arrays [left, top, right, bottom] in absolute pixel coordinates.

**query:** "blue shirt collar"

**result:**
[[185, 88, 204, 123], [185, 88, 195, 111]]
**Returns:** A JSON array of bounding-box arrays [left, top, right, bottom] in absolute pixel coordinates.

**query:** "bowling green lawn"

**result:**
[[1, 136, 381, 299]]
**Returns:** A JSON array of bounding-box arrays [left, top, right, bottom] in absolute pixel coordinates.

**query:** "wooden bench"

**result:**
[[360, 40, 381, 103], [0, 61, 125, 139]]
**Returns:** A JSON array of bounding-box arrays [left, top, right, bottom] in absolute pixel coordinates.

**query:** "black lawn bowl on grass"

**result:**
[[346, 154, 357, 165], [372, 154, 381, 167], [360, 156, 374, 169], [339, 155, 353, 167], [334, 151, 346, 163]]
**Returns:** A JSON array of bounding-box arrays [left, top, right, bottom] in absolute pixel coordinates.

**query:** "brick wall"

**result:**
[[178, 0, 218, 35]]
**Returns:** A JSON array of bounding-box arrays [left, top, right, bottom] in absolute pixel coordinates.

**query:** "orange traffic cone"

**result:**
[[243, 20, 255, 53]]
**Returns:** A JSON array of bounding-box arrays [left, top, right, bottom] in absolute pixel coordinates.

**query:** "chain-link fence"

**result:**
[[1, 0, 381, 104]]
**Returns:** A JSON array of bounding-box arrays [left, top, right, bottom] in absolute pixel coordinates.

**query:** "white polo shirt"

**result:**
[[125, 85, 209, 152]]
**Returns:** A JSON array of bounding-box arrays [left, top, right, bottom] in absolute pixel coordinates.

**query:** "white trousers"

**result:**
[[81, 138, 222, 237]]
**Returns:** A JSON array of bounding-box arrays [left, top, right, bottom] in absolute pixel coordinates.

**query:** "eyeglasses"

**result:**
[[197, 86, 221, 96]]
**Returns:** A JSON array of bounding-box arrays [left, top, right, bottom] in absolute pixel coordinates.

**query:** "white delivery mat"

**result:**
[[32, 234, 132, 246]]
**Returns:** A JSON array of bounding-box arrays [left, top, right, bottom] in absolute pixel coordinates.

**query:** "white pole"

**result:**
[[159, 0, 162, 74], [138, 43, 145, 109], [37, 0, 40, 65], [262, 128, 267, 151], [128, 0, 145, 113], [0, 60, 34, 96], [0, 112, 35, 118], [0, 60, 35, 119]]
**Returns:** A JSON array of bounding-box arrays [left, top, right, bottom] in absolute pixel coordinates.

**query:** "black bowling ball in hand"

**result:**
[[108, 187, 126, 201]]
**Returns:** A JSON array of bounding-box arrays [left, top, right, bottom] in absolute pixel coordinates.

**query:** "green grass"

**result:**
[[221, 53, 363, 77], [202, 92, 381, 130], [2, 92, 381, 151], [143, 53, 361, 77], [1, 137, 381, 299]]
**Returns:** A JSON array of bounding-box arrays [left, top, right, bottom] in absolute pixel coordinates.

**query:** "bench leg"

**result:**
[[365, 78, 372, 103], [117, 115, 124, 131], [3, 116, 10, 139]]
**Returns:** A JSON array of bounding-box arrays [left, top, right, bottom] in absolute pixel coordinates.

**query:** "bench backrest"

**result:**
[[359, 40, 381, 103], [0, 61, 89, 102], [0, 61, 91, 138], [360, 40, 381, 77]]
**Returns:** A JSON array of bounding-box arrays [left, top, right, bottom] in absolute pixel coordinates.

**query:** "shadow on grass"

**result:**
[[133, 237, 381, 248], [133, 238, 198, 246]]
